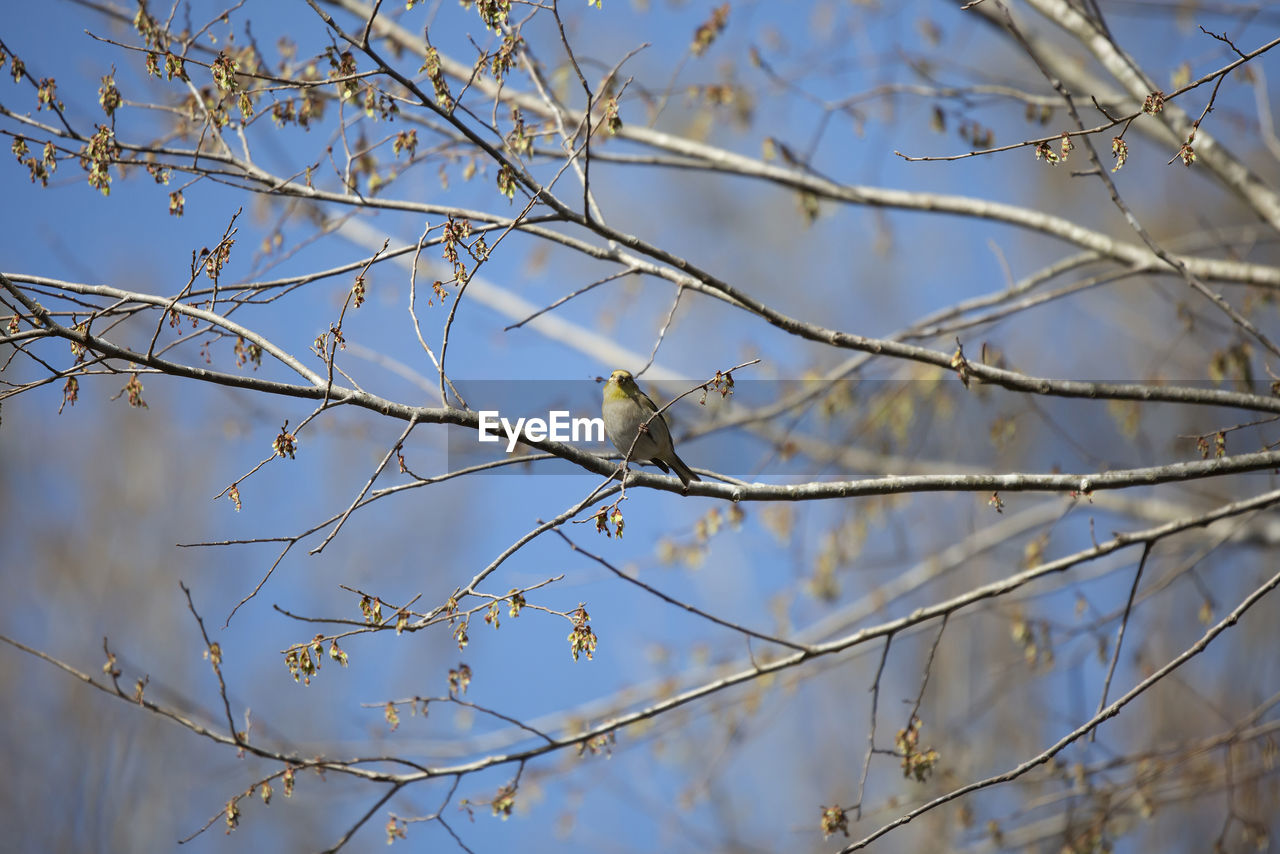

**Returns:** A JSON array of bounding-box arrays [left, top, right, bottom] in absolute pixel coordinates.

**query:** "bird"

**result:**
[[601, 369, 701, 489]]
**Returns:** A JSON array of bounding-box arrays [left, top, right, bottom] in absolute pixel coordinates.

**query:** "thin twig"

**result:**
[[551, 527, 809, 651], [310, 413, 420, 555], [1092, 541, 1151, 736], [854, 635, 893, 819]]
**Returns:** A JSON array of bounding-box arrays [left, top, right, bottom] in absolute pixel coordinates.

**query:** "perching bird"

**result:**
[[601, 369, 701, 489]]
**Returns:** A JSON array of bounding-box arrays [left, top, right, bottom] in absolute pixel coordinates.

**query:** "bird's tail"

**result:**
[[669, 452, 701, 489]]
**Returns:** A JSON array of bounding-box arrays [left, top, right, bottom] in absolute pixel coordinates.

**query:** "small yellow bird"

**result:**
[[601, 369, 701, 489]]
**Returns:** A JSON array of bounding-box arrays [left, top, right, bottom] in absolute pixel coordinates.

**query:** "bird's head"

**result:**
[[603, 369, 639, 402]]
